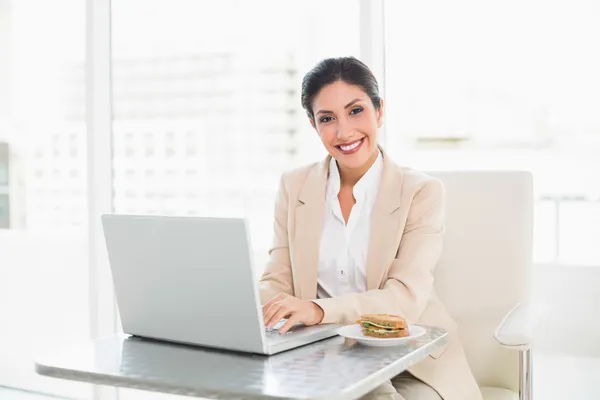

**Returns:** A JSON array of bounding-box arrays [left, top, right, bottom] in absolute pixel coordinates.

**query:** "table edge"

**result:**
[[35, 328, 449, 400]]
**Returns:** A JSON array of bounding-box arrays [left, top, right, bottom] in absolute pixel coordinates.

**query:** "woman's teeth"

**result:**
[[340, 139, 362, 151]]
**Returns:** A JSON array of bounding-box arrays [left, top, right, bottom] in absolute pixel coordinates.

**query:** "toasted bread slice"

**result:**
[[363, 328, 409, 338], [359, 314, 407, 330]]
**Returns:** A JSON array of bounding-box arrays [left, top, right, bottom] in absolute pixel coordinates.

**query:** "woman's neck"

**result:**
[[338, 149, 379, 187]]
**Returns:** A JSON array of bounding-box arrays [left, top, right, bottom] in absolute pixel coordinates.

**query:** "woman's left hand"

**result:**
[[263, 293, 324, 333]]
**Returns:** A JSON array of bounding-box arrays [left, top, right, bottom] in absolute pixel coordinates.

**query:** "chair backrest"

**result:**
[[426, 171, 533, 391]]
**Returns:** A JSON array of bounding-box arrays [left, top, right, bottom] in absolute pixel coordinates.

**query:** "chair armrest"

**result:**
[[494, 303, 549, 350]]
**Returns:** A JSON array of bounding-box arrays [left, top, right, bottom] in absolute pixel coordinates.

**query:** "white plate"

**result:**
[[337, 324, 426, 347]]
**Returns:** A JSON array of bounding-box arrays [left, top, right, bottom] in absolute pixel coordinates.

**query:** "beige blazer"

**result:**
[[259, 149, 482, 400]]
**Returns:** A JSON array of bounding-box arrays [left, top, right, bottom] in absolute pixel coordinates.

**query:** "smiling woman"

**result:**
[[301, 57, 383, 173], [259, 57, 483, 400]]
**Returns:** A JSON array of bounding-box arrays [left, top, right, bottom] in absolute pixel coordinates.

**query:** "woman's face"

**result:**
[[311, 80, 383, 171]]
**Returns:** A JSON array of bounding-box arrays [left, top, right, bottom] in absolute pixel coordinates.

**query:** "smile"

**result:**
[[336, 137, 365, 155]]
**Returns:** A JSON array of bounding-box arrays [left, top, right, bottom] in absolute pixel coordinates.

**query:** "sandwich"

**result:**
[[357, 314, 408, 338]]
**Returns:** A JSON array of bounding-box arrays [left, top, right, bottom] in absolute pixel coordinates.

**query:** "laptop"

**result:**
[[101, 214, 340, 355]]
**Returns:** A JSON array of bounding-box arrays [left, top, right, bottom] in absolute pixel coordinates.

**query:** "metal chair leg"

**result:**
[[519, 349, 533, 400]]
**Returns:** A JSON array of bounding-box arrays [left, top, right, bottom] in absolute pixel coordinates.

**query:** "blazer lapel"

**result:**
[[366, 151, 404, 290], [294, 158, 329, 300], [293, 150, 403, 297]]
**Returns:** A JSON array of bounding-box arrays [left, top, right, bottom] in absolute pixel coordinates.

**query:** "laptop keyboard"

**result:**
[[265, 319, 337, 344], [265, 319, 292, 337], [265, 328, 291, 337]]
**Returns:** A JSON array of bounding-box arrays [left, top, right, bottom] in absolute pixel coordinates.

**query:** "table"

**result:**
[[35, 326, 448, 400]]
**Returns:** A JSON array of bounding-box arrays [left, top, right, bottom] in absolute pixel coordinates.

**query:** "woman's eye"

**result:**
[[350, 107, 364, 115], [319, 116, 333, 123]]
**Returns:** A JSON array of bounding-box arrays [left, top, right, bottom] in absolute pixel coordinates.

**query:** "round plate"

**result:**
[[337, 324, 426, 347]]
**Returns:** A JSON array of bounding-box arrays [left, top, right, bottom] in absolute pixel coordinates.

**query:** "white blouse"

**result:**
[[316, 151, 383, 299]]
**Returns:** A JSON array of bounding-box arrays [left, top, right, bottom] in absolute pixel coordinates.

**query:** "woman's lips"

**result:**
[[336, 137, 365, 155]]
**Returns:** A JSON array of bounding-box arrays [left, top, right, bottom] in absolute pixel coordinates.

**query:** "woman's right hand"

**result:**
[[262, 293, 324, 333]]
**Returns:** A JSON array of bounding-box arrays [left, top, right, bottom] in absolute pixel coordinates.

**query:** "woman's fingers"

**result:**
[[278, 314, 301, 334], [262, 293, 286, 314], [264, 301, 284, 327], [266, 302, 294, 328]]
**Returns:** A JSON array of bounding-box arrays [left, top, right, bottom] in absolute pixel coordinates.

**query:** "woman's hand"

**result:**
[[263, 293, 324, 333]]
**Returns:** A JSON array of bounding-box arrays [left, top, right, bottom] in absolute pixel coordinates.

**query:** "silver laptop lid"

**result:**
[[101, 214, 267, 353]]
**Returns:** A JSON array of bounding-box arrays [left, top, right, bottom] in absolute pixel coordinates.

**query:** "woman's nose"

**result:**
[[336, 119, 353, 140]]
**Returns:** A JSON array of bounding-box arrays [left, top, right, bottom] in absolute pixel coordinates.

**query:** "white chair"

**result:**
[[427, 171, 548, 400]]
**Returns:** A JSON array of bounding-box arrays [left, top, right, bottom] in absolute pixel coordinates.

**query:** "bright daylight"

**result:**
[[1, 0, 599, 400]]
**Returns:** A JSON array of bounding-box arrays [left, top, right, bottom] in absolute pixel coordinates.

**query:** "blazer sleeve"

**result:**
[[258, 174, 295, 305], [312, 178, 445, 325]]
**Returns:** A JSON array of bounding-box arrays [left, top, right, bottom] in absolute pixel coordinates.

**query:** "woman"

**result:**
[[259, 57, 482, 400]]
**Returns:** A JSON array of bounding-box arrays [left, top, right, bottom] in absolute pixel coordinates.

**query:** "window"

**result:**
[[111, 0, 360, 293], [384, 0, 600, 265], [0, 143, 8, 186], [0, 194, 9, 228], [0, 0, 91, 398]]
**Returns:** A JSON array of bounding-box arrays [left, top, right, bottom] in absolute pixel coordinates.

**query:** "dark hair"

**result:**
[[301, 56, 381, 122]]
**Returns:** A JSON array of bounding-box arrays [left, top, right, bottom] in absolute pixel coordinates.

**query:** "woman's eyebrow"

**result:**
[[315, 98, 363, 116], [344, 98, 362, 109]]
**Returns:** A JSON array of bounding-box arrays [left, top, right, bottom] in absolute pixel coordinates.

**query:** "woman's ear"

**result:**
[[310, 118, 316, 130], [377, 98, 385, 128]]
